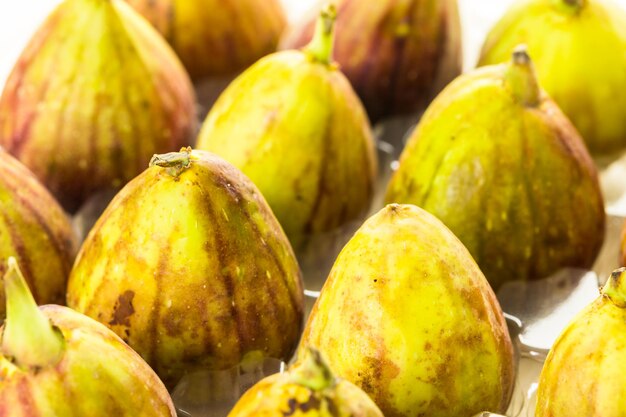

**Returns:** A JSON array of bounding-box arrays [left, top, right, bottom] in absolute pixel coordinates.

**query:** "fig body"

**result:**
[[281, 0, 462, 122], [228, 347, 384, 417], [124, 0, 286, 80], [300, 204, 515, 417], [67, 148, 304, 388], [535, 268, 626, 416], [0, 259, 175, 417], [0, 0, 197, 212], [479, 0, 626, 155], [0, 148, 77, 319], [197, 7, 377, 250], [386, 48, 605, 289]]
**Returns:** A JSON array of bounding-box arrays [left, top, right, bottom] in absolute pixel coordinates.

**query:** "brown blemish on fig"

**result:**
[[109, 290, 135, 327], [282, 393, 322, 416]]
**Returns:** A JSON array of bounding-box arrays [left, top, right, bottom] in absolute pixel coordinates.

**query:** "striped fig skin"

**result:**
[[67, 150, 305, 388], [281, 0, 462, 123], [0, 149, 77, 320], [124, 0, 286, 80], [300, 205, 515, 417], [0, 0, 197, 213], [0, 305, 176, 417]]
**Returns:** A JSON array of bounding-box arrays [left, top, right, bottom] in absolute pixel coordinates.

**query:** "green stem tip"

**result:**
[[290, 346, 335, 391], [149, 146, 193, 177], [504, 45, 541, 107], [1, 257, 64, 369], [304, 3, 338, 66], [602, 268, 626, 308]]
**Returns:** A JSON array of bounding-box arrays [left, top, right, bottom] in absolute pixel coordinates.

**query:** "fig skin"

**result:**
[[0, 260, 176, 417], [535, 268, 626, 416], [478, 0, 626, 155], [124, 0, 286, 80], [0, 148, 77, 319], [385, 48, 605, 289], [280, 0, 463, 123], [67, 148, 305, 389], [197, 7, 377, 250], [0, 0, 197, 213], [300, 204, 515, 417], [228, 347, 384, 417]]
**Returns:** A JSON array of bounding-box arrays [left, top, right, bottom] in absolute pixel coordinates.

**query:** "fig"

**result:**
[[0, 0, 197, 213], [0, 257, 175, 416], [196, 5, 377, 251], [67, 147, 305, 388], [300, 204, 515, 417], [0, 148, 77, 320], [123, 0, 286, 80], [228, 346, 384, 417], [280, 0, 463, 123], [535, 267, 626, 416], [385, 47, 605, 289], [478, 0, 626, 155]]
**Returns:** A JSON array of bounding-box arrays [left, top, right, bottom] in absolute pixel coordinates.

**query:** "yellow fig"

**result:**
[[479, 0, 626, 155], [0, 0, 197, 212], [535, 268, 626, 416], [67, 148, 304, 388], [228, 347, 384, 417], [386, 47, 605, 289], [196, 5, 377, 251], [124, 0, 286, 80], [300, 204, 515, 417], [0, 148, 77, 319]]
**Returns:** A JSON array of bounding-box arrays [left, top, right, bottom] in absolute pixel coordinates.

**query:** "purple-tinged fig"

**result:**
[[0, 0, 197, 213]]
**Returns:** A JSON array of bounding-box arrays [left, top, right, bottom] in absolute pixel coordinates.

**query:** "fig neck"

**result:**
[[304, 4, 338, 66], [1, 258, 65, 369], [561, 0, 586, 9], [504, 45, 541, 107], [149, 146, 193, 177], [290, 347, 335, 391], [602, 268, 626, 308]]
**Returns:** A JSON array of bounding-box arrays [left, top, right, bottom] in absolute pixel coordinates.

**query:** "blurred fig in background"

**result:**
[[0, 0, 197, 213], [479, 0, 626, 156], [124, 0, 286, 81], [281, 0, 463, 123], [0, 148, 77, 320], [197, 5, 377, 254], [386, 47, 605, 290]]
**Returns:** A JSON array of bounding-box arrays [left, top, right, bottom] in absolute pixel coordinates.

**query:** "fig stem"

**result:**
[[149, 146, 193, 177], [602, 268, 626, 308], [304, 4, 337, 66], [504, 45, 540, 107], [290, 346, 335, 391], [563, 0, 586, 8], [1, 257, 64, 368]]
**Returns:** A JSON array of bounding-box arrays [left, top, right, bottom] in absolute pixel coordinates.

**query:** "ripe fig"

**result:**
[[228, 347, 384, 417], [124, 0, 286, 80], [197, 6, 377, 252], [386, 47, 605, 289], [535, 267, 626, 416], [0, 148, 77, 320], [300, 204, 515, 417], [67, 147, 304, 388], [0, 0, 197, 212], [0, 258, 175, 416], [478, 0, 626, 155], [280, 0, 462, 123]]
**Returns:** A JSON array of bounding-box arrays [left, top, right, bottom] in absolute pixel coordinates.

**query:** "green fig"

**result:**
[[228, 347, 384, 417], [300, 204, 515, 417], [385, 47, 605, 289], [124, 0, 286, 80], [535, 267, 626, 416], [67, 147, 305, 388], [280, 0, 463, 123], [0, 148, 77, 320], [478, 0, 626, 156], [0, 257, 176, 416], [0, 0, 197, 213], [196, 5, 377, 251]]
